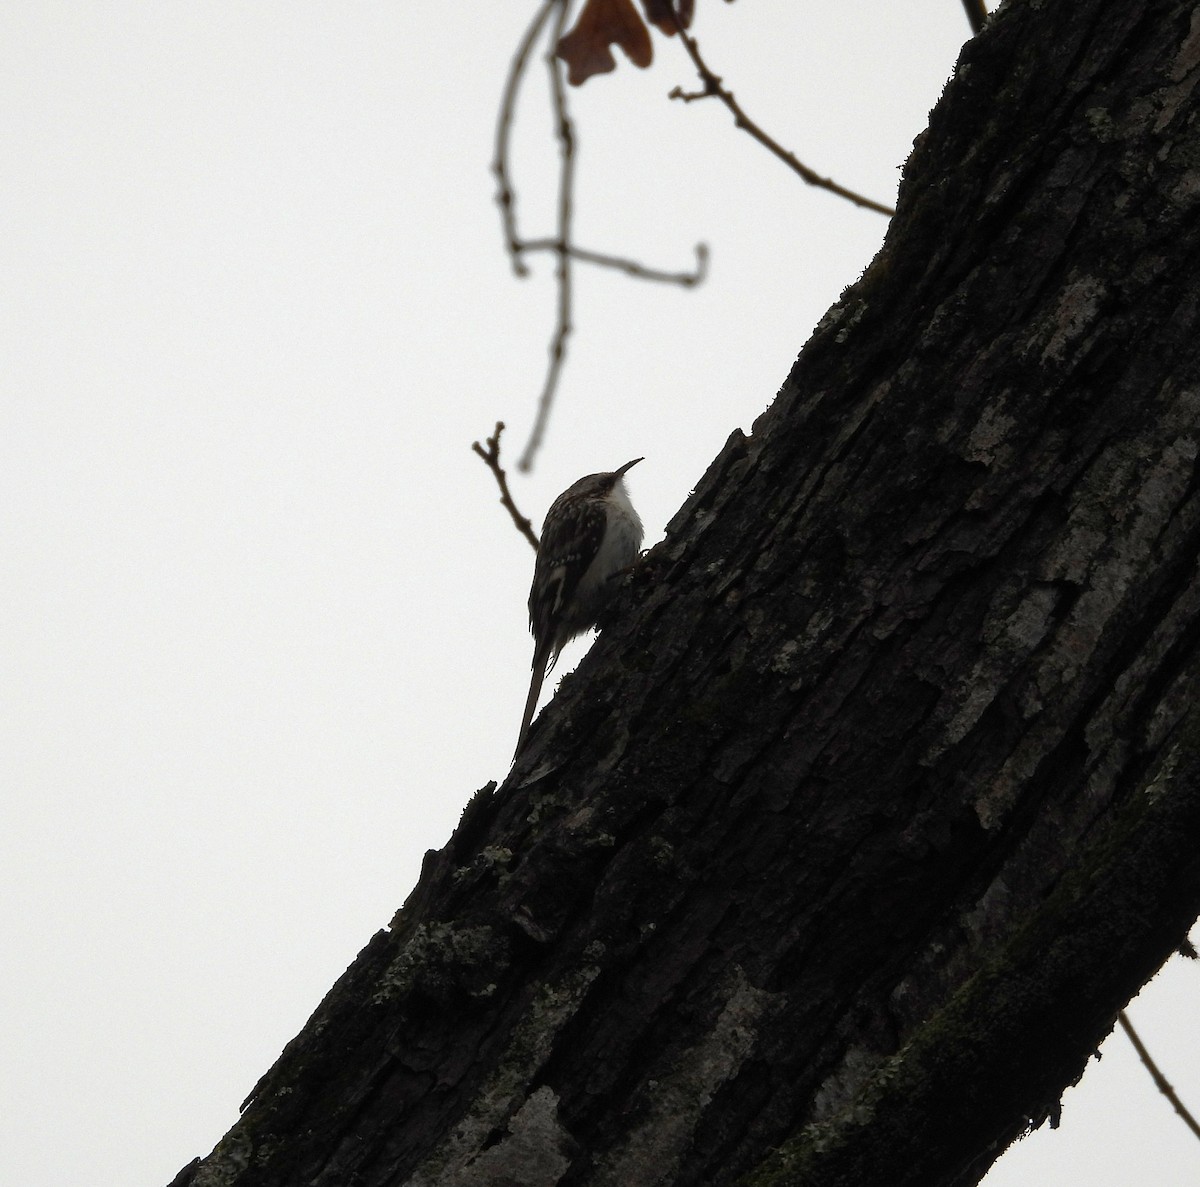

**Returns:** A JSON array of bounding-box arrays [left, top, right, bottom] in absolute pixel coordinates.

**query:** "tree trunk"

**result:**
[[176, 1, 1200, 1184]]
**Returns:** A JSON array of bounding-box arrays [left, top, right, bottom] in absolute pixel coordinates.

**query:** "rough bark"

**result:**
[[176, 1, 1200, 1184]]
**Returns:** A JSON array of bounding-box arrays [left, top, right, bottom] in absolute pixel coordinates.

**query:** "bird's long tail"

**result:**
[[515, 639, 554, 759]]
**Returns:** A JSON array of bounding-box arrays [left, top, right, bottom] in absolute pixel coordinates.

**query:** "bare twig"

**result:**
[[492, 2, 709, 470], [517, 0, 576, 474], [493, 0, 558, 278], [519, 239, 709, 286], [665, 7, 896, 218], [472, 422, 539, 550], [1119, 1010, 1200, 1142], [961, 0, 989, 35]]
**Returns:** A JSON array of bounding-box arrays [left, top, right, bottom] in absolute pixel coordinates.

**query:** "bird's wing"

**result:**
[[528, 492, 607, 661]]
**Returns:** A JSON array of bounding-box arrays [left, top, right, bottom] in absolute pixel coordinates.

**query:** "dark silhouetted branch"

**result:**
[[518, 239, 708, 286], [962, 0, 989, 36], [493, 0, 557, 278], [1119, 1011, 1200, 1142], [492, 0, 707, 472], [472, 422, 539, 550], [666, 7, 896, 217], [518, 0, 576, 473]]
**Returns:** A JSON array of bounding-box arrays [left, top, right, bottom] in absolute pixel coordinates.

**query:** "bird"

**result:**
[[515, 458, 645, 757]]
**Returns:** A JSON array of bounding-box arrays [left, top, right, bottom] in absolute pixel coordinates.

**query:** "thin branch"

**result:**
[[493, 3, 706, 290], [518, 0, 576, 474], [492, 1, 710, 470], [665, 8, 896, 218], [518, 239, 708, 286], [493, 0, 558, 278], [961, 0, 989, 36], [1118, 1010, 1200, 1142], [472, 422, 539, 550]]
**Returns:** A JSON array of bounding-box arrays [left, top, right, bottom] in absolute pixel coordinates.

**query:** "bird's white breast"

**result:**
[[573, 478, 644, 620]]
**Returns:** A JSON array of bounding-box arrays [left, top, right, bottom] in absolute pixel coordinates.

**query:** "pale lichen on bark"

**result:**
[[592, 969, 780, 1187], [405, 956, 604, 1186]]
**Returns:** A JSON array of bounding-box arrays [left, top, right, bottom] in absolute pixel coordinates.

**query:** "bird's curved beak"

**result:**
[[616, 457, 643, 477]]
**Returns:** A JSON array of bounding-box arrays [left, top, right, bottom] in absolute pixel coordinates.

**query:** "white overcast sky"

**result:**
[[3, 3, 1198, 1185]]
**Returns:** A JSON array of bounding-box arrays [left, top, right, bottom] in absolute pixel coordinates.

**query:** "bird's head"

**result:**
[[567, 457, 643, 500]]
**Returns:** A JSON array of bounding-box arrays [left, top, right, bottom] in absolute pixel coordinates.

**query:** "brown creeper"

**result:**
[[516, 458, 645, 757]]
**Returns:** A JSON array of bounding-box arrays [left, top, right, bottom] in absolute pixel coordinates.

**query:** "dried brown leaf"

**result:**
[[557, 0, 654, 86]]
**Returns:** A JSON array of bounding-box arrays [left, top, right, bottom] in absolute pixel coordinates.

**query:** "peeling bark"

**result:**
[[174, 1, 1200, 1185]]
